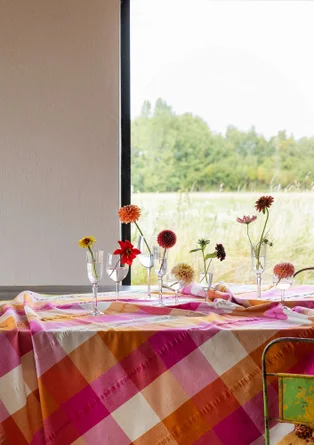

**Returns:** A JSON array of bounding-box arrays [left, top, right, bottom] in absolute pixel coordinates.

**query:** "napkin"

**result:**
[[181, 282, 234, 301]]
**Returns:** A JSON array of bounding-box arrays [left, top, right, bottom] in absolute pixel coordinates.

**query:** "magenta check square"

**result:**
[[213, 406, 261, 445], [170, 348, 219, 397], [242, 383, 278, 432], [0, 333, 20, 378], [90, 362, 139, 413], [61, 384, 110, 435], [42, 407, 81, 445], [149, 330, 198, 368], [119, 340, 168, 391], [83, 414, 131, 445]]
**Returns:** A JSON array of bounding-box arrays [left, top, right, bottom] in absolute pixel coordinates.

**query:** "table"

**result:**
[[1, 287, 314, 445]]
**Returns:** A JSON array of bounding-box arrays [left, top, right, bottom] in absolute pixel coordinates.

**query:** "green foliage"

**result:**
[[132, 99, 314, 192]]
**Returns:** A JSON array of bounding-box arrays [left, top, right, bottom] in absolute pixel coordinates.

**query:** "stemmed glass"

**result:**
[[165, 273, 182, 304], [199, 258, 214, 302], [137, 236, 153, 298], [86, 250, 104, 316], [153, 246, 168, 305], [251, 243, 266, 299], [273, 274, 294, 305], [106, 254, 129, 301]]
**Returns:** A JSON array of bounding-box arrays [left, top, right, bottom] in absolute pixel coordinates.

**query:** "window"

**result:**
[[129, 0, 314, 284]]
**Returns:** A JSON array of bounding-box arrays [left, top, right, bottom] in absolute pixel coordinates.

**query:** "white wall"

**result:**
[[0, 0, 120, 285]]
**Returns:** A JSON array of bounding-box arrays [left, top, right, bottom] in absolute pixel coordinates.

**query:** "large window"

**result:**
[[130, 0, 314, 284]]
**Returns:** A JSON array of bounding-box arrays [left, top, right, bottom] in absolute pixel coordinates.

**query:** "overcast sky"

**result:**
[[131, 0, 314, 139]]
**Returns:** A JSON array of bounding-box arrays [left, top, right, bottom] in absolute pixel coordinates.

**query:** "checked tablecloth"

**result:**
[[1, 289, 314, 445]]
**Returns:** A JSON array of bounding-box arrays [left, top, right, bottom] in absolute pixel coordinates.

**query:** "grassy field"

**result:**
[[130, 192, 314, 286]]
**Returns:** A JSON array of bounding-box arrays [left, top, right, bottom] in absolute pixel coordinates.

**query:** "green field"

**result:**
[[130, 192, 314, 286]]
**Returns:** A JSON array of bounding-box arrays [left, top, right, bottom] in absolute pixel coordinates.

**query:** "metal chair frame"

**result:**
[[262, 337, 314, 445]]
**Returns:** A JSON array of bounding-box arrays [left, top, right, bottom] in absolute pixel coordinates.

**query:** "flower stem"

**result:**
[[293, 267, 314, 278], [256, 208, 269, 269], [88, 246, 98, 280], [201, 248, 208, 285], [109, 256, 122, 278], [246, 223, 253, 248], [159, 248, 166, 274], [134, 221, 151, 254]]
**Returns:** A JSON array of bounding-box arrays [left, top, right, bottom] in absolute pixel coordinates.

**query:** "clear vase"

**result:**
[[199, 259, 214, 302], [251, 243, 266, 298]]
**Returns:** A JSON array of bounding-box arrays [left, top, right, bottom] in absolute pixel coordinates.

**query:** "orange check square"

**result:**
[[163, 398, 211, 445], [192, 378, 241, 429], [40, 356, 88, 406], [98, 330, 153, 362]]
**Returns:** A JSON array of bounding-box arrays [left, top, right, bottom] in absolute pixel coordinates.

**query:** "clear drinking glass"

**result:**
[[199, 258, 214, 302], [153, 245, 168, 305], [165, 273, 183, 304], [137, 236, 154, 297], [86, 250, 104, 316], [251, 243, 267, 298], [106, 254, 129, 301], [273, 274, 294, 305]]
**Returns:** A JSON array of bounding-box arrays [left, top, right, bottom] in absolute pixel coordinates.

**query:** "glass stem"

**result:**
[[158, 277, 163, 304], [116, 282, 119, 301], [175, 289, 178, 304], [281, 289, 285, 305], [92, 283, 98, 312], [147, 267, 152, 298], [256, 272, 262, 298]]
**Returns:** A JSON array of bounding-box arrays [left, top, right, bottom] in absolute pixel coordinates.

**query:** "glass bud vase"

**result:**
[[251, 243, 266, 299]]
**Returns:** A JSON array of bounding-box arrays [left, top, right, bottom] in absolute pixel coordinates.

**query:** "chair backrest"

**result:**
[[262, 337, 314, 445]]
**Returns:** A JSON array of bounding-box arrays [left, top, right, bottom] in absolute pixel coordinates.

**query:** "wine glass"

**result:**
[[199, 258, 214, 302], [106, 254, 129, 301], [137, 236, 153, 298], [86, 250, 104, 316], [273, 274, 294, 305], [165, 273, 183, 304], [251, 243, 267, 299], [153, 245, 168, 305]]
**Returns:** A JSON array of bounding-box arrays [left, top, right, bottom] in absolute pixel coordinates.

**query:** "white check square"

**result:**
[[112, 392, 160, 441], [0, 364, 30, 414], [200, 331, 247, 375]]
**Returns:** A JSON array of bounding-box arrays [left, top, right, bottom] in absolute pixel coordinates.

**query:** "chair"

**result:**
[[262, 337, 314, 445]]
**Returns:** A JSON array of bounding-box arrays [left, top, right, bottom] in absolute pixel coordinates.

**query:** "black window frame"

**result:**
[[120, 0, 131, 284]]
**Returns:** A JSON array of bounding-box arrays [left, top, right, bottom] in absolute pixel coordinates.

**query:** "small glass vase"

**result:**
[[137, 236, 153, 298], [273, 274, 294, 305], [165, 273, 183, 304], [153, 245, 168, 305], [251, 243, 266, 299], [86, 250, 104, 316], [199, 258, 214, 302], [106, 254, 129, 301]]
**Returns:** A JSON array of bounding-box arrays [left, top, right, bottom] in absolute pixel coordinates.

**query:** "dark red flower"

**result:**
[[255, 196, 274, 213], [215, 243, 226, 261], [113, 240, 141, 266], [157, 230, 177, 249]]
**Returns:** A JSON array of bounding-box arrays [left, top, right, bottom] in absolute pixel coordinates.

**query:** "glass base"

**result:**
[[88, 308, 103, 316]]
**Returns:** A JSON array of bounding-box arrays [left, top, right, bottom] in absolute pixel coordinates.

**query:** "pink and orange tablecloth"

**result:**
[[1, 287, 314, 445]]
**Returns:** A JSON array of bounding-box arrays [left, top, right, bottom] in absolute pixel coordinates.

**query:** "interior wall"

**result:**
[[0, 0, 120, 285]]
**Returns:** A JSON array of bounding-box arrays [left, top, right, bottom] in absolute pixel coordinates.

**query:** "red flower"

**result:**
[[255, 196, 274, 213], [157, 230, 177, 249], [113, 240, 141, 266], [236, 215, 257, 225]]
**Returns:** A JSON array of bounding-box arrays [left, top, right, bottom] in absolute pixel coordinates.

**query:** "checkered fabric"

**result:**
[[1, 289, 314, 445]]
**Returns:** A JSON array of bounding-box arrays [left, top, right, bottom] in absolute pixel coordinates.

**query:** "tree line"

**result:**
[[131, 98, 314, 192]]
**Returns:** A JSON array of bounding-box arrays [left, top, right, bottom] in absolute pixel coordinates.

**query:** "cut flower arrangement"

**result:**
[[190, 238, 226, 288]]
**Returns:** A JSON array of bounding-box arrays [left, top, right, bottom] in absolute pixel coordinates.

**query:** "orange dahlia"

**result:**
[[118, 205, 141, 224], [273, 262, 295, 279], [157, 230, 177, 249]]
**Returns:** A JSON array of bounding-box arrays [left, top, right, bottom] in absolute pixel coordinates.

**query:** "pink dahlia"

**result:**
[[236, 215, 257, 225], [273, 262, 295, 279]]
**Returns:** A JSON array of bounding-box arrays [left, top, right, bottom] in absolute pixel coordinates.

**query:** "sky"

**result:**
[[131, 0, 314, 139]]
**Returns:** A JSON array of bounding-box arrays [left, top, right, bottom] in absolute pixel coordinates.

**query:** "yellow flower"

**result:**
[[78, 236, 96, 249], [171, 263, 195, 285]]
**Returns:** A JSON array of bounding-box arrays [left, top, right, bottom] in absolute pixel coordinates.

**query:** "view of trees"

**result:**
[[131, 99, 314, 192]]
